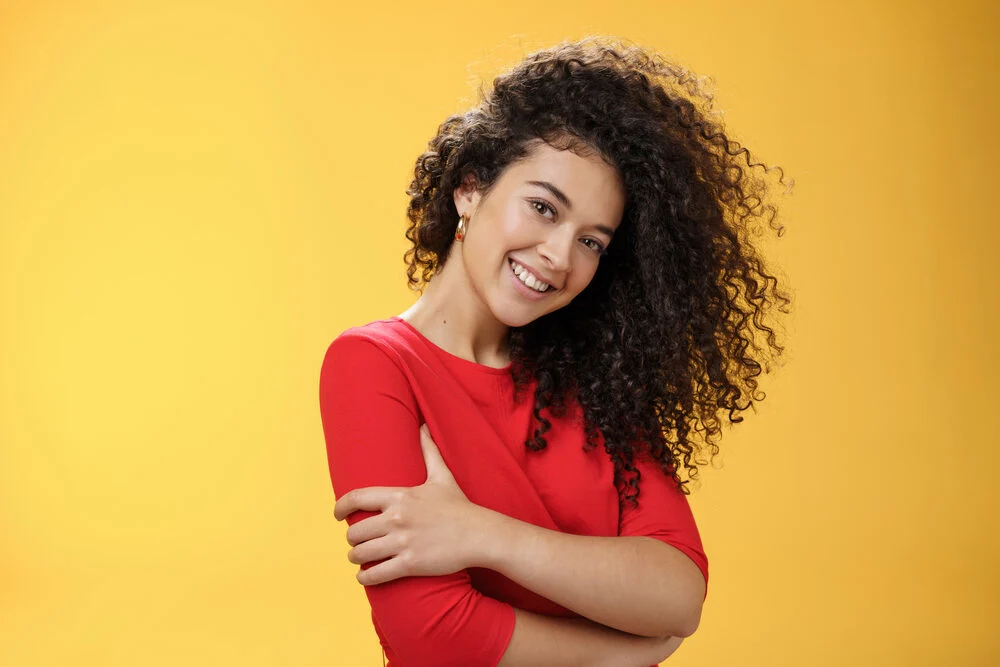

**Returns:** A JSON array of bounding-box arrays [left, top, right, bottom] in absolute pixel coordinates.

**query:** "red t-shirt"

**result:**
[[318, 317, 708, 667]]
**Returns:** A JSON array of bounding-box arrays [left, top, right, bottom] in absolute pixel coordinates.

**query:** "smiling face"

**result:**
[[453, 140, 626, 328]]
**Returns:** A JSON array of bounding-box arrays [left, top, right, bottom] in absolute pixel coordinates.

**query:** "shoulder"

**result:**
[[321, 316, 439, 388], [320, 319, 421, 405], [320, 318, 413, 384], [324, 318, 409, 365]]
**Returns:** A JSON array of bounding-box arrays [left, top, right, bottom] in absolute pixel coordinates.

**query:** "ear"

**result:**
[[452, 171, 480, 216]]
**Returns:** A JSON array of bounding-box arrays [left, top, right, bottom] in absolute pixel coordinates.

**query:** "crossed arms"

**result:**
[[319, 333, 707, 667]]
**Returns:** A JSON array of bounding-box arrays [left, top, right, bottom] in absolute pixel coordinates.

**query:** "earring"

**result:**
[[455, 213, 468, 241]]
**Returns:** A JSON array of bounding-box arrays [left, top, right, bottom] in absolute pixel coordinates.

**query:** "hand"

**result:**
[[333, 424, 486, 586]]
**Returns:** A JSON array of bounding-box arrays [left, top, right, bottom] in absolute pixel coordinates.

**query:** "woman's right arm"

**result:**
[[321, 332, 517, 666], [499, 609, 682, 667]]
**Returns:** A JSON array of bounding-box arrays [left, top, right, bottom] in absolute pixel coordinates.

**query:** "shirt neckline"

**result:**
[[388, 316, 514, 375]]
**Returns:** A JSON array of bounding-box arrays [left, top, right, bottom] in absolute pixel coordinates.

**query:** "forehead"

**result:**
[[500, 142, 625, 226]]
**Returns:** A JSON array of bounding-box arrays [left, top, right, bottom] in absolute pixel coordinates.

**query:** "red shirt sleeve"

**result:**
[[319, 331, 516, 667], [617, 450, 710, 594]]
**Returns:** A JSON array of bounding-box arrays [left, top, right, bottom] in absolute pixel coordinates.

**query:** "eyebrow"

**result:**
[[526, 180, 617, 238]]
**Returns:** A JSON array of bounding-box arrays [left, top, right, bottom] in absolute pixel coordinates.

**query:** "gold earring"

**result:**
[[455, 214, 468, 241]]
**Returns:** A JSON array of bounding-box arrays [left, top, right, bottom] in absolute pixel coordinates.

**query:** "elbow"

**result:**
[[671, 614, 700, 639], [674, 602, 703, 638], [398, 652, 465, 667], [388, 636, 493, 667], [365, 584, 510, 667], [662, 564, 706, 638], [644, 540, 707, 639], [382, 625, 500, 667], [659, 598, 703, 639]]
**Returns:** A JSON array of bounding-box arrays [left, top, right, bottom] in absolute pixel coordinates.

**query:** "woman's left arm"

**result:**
[[473, 508, 705, 639]]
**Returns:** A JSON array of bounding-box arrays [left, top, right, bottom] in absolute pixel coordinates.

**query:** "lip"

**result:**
[[508, 257, 554, 300]]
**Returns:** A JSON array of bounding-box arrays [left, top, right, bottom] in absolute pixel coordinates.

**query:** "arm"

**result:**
[[319, 332, 513, 667], [321, 331, 701, 663], [476, 454, 708, 639], [498, 608, 684, 667]]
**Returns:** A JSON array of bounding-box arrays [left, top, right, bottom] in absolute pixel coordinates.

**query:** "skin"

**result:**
[[333, 141, 704, 662], [397, 139, 625, 367]]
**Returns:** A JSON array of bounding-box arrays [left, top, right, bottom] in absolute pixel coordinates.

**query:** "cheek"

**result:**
[[569, 261, 600, 292], [498, 200, 532, 240]]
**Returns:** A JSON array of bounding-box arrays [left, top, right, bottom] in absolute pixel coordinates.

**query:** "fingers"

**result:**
[[419, 423, 441, 464], [419, 423, 453, 481], [345, 512, 389, 546], [334, 487, 399, 521], [347, 534, 396, 567], [356, 557, 406, 586]]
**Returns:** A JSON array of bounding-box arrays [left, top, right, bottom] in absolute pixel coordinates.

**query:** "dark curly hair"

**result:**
[[403, 37, 793, 510]]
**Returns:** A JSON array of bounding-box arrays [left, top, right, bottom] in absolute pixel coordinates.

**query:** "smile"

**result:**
[[509, 259, 552, 292]]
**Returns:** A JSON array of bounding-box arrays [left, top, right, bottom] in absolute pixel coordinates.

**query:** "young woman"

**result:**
[[319, 37, 791, 667]]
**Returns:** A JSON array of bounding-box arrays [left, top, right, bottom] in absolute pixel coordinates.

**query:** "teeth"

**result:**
[[510, 259, 550, 292]]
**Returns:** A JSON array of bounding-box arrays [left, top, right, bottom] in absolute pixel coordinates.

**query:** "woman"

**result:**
[[319, 37, 791, 667]]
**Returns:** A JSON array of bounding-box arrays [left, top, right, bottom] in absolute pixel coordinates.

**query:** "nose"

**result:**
[[537, 227, 573, 274]]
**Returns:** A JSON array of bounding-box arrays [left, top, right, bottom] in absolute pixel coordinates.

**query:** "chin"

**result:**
[[495, 304, 562, 329], [490, 305, 536, 328], [497, 313, 537, 329]]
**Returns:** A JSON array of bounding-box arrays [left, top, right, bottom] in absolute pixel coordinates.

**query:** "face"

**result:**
[[453, 140, 626, 328]]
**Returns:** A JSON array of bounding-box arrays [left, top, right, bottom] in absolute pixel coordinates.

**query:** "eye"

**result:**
[[529, 199, 556, 219], [581, 238, 607, 255]]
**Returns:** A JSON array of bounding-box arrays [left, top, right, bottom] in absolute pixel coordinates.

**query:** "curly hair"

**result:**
[[403, 37, 793, 510]]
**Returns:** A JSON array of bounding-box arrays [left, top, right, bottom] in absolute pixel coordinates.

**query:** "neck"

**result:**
[[398, 257, 511, 369]]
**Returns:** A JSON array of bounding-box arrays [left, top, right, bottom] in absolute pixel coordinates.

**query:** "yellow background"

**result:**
[[2, 0, 997, 664]]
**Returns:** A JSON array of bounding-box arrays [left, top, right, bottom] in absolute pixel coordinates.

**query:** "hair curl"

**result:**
[[403, 37, 793, 510]]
